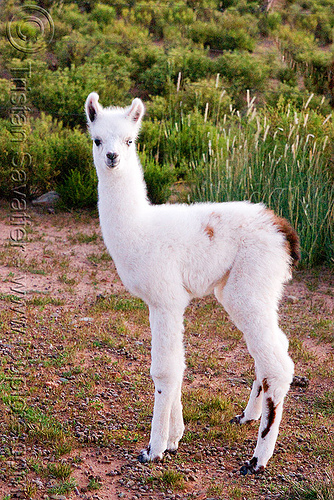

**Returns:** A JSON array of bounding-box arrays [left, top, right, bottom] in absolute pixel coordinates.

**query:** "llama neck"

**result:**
[[97, 153, 149, 227]]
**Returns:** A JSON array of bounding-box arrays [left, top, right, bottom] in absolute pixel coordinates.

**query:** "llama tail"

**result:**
[[274, 216, 301, 267], [265, 209, 300, 267]]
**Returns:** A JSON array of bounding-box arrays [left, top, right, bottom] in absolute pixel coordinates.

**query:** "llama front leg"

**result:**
[[139, 306, 186, 463], [167, 380, 184, 453]]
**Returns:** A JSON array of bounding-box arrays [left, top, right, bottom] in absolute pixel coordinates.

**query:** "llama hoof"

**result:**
[[138, 449, 149, 463], [165, 448, 178, 456], [230, 415, 243, 425], [230, 411, 248, 425], [138, 447, 163, 463], [240, 457, 265, 476]]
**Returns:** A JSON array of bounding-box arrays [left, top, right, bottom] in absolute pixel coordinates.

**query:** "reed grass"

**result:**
[[159, 87, 333, 267]]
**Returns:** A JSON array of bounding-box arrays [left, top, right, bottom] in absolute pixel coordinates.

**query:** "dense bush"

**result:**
[[0, 115, 92, 199], [29, 61, 132, 127]]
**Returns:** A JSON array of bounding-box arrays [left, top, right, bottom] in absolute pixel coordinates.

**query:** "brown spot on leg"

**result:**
[[218, 268, 231, 289], [261, 397, 277, 439], [204, 224, 215, 240], [256, 385, 263, 398], [262, 378, 269, 393]]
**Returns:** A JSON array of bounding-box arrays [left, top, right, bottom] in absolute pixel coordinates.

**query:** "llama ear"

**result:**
[[85, 92, 102, 123], [126, 98, 145, 124]]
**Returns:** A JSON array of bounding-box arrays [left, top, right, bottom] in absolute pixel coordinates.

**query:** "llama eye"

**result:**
[[125, 138, 133, 146], [94, 139, 102, 146]]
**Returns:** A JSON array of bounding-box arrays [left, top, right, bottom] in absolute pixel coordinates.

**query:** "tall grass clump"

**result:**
[[188, 93, 333, 267]]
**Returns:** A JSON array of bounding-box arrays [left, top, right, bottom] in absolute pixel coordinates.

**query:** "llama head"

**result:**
[[85, 93, 145, 173]]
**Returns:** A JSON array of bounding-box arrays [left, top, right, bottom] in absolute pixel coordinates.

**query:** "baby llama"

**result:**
[[85, 93, 300, 474]]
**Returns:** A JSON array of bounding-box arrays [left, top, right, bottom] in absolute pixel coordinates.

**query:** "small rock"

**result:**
[[291, 376, 310, 388], [32, 191, 60, 206], [286, 295, 298, 304], [80, 317, 94, 322], [33, 478, 44, 488]]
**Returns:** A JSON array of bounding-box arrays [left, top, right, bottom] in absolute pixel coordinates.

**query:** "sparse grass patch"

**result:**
[[286, 479, 334, 500], [91, 293, 147, 313], [27, 295, 65, 307], [183, 389, 234, 425], [314, 391, 334, 416], [310, 319, 334, 345], [289, 338, 315, 363], [210, 485, 248, 500], [87, 475, 102, 490], [23, 480, 38, 498], [48, 462, 73, 480], [147, 469, 185, 491], [58, 273, 77, 286], [48, 477, 77, 495], [87, 252, 112, 265], [5, 404, 73, 452], [69, 232, 99, 244]]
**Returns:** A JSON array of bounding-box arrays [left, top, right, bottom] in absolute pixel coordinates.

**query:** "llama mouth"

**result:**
[[105, 159, 120, 169]]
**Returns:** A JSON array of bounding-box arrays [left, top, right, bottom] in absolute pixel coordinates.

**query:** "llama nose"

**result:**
[[106, 152, 119, 167], [106, 152, 118, 161]]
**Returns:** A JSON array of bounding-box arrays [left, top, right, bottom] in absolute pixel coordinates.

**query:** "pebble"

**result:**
[[286, 295, 298, 304], [32, 191, 60, 206]]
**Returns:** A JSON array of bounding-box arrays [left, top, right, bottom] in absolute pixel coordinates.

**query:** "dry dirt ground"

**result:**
[[0, 204, 333, 500]]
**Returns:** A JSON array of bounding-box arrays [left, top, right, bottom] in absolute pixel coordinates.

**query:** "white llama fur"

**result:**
[[85, 93, 300, 474]]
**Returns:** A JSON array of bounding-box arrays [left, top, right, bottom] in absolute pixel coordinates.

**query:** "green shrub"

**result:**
[[90, 3, 116, 25], [188, 14, 257, 52], [29, 61, 131, 127], [140, 153, 176, 204], [277, 67, 298, 87], [258, 12, 283, 36], [138, 47, 215, 96], [57, 168, 97, 209], [0, 114, 93, 199], [0, 79, 11, 119], [214, 51, 270, 104]]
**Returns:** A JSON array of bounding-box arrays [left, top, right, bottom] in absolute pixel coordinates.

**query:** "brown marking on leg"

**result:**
[[204, 224, 215, 240], [262, 378, 269, 393], [256, 385, 263, 398], [219, 268, 231, 288], [261, 397, 277, 439], [265, 208, 300, 267]]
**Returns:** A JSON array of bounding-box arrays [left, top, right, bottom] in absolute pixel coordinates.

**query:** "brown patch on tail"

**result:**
[[267, 210, 301, 267]]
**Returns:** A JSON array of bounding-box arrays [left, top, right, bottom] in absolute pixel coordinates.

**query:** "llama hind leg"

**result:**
[[138, 306, 186, 463], [220, 276, 293, 472], [236, 332, 293, 473], [240, 341, 293, 474], [231, 369, 263, 425]]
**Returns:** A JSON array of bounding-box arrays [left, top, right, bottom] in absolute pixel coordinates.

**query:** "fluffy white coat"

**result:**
[[85, 93, 299, 474]]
